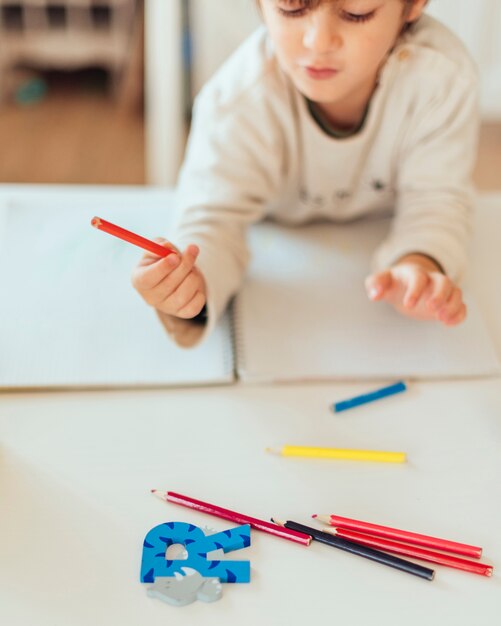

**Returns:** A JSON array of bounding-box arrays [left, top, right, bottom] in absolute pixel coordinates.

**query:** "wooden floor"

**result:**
[[474, 123, 501, 191], [0, 72, 499, 189], [0, 70, 145, 185]]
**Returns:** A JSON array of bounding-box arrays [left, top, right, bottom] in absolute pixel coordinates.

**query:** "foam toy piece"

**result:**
[[147, 569, 222, 606], [140, 521, 251, 584]]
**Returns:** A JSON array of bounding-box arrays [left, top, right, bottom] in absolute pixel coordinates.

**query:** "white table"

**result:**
[[1, 186, 500, 625]]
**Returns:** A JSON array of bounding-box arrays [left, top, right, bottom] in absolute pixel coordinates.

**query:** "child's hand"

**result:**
[[365, 254, 467, 326], [131, 239, 207, 320]]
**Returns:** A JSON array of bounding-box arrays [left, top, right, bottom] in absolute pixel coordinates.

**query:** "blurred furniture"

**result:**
[[0, 0, 139, 100]]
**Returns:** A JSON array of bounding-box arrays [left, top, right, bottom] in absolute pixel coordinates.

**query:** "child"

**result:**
[[133, 0, 479, 348]]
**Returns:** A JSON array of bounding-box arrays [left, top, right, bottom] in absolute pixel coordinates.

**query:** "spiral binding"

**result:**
[[229, 294, 246, 381]]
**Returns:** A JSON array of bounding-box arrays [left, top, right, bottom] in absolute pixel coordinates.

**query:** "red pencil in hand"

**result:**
[[91, 216, 175, 257]]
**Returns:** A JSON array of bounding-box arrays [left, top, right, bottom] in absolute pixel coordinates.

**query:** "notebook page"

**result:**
[[0, 198, 234, 389], [234, 217, 500, 382]]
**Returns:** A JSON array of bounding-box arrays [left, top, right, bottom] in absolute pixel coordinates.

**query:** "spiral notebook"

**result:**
[[0, 190, 499, 389], [233, 218, 501, 382], [0, 192, 234, 389]]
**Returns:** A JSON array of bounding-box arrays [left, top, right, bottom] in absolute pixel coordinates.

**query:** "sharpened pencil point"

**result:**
[[150, 489, 167, 501], [270, 518, 285, 527]]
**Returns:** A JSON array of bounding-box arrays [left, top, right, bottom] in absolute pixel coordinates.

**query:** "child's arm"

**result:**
[[365, 253, 466, 326], [369, 56, 480, 325], [145, 71, 285, 347]]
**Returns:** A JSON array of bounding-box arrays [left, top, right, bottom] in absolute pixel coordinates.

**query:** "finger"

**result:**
[[426, 274, 454, 311], [138, 238, 179, 266], [403, 270, 429, 309], [152, 237, 179, 251], [443, 303, 467, 327], [365, 271, 392, 301], [136, 243, 199, 300], [438, 287, 464, 323], [153, 245, 200, 301], [176, 290, 207, 320], [132, 253, 181, 292], [159, 269, 201, 314]]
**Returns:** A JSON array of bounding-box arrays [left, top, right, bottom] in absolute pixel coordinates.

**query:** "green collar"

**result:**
[[306, 98, 370, 139]]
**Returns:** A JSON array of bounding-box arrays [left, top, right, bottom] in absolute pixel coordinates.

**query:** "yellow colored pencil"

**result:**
[[266, 445, 406, 464]]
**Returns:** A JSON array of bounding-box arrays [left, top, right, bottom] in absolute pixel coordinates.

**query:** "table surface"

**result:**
[[1, 186, 500, 626]]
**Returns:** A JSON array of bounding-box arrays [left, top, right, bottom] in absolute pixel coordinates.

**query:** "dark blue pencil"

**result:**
[[272, 519, 435, 581], [332, 381, 407, 413]]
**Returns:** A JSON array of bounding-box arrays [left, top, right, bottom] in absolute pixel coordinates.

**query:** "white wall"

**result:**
[[189, 0, 260, 96], [427, 0, 501, 120], [144, 0, 184, 186]]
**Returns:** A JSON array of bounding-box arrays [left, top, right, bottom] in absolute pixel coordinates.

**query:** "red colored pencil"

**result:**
[[91, 216, 175, 257], [151, 490, 312, 546], [318, 526, 492, 576], [313, 515, 482, 559]]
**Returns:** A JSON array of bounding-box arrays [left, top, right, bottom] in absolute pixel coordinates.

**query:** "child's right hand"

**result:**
[[131, 239, 207, 320]]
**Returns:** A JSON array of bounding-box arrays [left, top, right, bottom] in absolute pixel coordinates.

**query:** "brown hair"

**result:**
[[255, 1, 428, 30]]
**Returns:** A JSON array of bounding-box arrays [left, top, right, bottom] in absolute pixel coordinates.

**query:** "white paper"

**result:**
[[0, 197, 234, 388], [234, 217, 501, 382]]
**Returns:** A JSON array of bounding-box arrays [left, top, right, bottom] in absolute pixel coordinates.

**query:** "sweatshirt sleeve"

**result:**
[[372, 64, 480, 281], [162, 81, 285, 348]]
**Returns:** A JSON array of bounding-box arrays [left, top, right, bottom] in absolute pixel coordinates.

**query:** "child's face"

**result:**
[[260, 0, 425, 108]]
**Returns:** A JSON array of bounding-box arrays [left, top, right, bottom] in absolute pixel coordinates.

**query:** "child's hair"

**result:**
[[255, 1, 429, 32]]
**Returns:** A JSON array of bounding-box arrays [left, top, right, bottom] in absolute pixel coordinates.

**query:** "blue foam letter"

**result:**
[[140, 521, 251, 583]]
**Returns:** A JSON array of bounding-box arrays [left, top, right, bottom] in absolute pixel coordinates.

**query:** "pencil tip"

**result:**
[[151, 489, 168, 501]]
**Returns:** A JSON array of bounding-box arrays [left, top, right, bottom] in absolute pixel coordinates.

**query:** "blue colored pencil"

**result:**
[[332, 381, 407, 413]]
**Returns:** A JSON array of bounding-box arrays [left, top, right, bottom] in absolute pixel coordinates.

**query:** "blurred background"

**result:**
[[0, 0, 499, 189]]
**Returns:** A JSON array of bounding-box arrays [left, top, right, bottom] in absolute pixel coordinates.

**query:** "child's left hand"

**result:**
[[365, 254, 467, 326]]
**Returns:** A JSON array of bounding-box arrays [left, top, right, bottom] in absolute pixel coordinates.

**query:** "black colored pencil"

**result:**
[[273, 519, 435, 581]]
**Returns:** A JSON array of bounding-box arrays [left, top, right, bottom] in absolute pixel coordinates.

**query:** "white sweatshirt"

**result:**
[[165, 15, 479, 347]]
